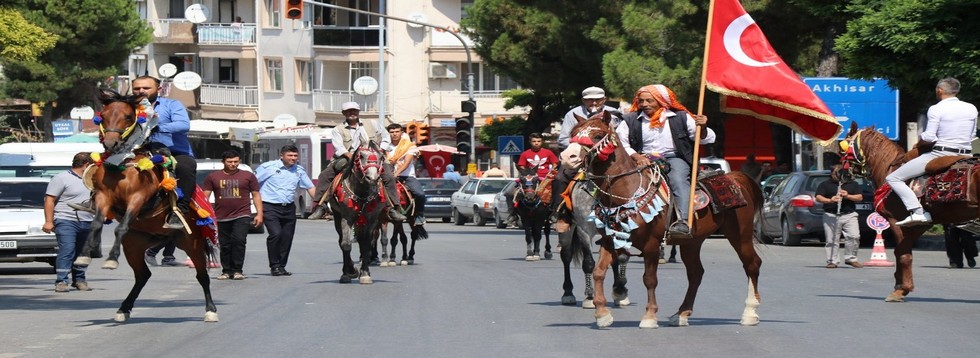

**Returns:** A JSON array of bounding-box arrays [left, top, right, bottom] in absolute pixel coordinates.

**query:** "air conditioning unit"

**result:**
[[428, 63, 458, 79]]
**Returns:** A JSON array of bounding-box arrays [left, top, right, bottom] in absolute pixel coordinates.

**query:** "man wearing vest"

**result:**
[[615, 84, 714, 238], [313, 102, 407, 222], [387, 124, 427, 226]]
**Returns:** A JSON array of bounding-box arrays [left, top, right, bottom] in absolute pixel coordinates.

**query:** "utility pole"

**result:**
[[306, 1, 477, 164]]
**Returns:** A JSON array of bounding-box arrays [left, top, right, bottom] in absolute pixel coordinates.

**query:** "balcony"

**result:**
[[312, 89, 389, 113], [200, 84, 259, 108], [197, 23, 257, 45], [313, 27, 385, 47], [149, 19, 195, 44]]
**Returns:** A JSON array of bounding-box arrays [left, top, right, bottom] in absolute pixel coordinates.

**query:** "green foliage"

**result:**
[[0, 7, 57, 62], [1, 0, 151, 140], [836, 0, 980, 110], [478, 116, 527, 149]]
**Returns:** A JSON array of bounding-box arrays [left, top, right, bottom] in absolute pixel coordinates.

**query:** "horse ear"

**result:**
[[846, 121, 859, 137], [573, 113, 586, 124], [601, 110, 612, 125], [98, 88, 121, 105]]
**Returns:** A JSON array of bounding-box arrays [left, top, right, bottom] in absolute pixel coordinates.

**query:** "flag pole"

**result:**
[[687, 0, 718, 231]]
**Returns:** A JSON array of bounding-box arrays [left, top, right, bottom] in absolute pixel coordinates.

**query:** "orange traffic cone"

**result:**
[[864, 232, 895, 267]]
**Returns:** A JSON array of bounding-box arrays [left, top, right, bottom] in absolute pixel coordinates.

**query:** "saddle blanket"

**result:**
[[698, 172, 747, 213], [925, 160, 980, 203]]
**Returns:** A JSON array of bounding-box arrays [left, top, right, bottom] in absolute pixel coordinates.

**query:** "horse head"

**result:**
[[96, 88, 145, 154], [517, 168, 541, 202], [561, 110, 620, 171], [352, 145, 384, 182], [840, 121, 905, 185]]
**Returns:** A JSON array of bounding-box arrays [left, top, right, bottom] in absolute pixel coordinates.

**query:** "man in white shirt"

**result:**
[[616, 84, 714, 238], [387, 124, 427, 225], [887, 77, 978, 226]]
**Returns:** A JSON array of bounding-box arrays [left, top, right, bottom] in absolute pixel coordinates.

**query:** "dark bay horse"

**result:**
[[330, 145, 387, 283], [73, 89, 218, 322], [565, 111, 763, 328], [379, 182, 428, 267], [514, 170, 552, 261], [842, 123, 980, 302]]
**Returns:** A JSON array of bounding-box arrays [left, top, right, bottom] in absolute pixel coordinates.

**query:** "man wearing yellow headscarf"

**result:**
[[386, 124, 427, 225], [615, 84, 715, 238]]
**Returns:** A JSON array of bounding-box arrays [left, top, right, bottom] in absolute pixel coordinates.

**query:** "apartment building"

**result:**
[[130, 0, 525, 161]]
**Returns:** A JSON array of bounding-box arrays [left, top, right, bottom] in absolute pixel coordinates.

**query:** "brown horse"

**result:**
[[564, 111, 763, 328], [842, 122, 978, 302], [73, 89, 218, 322]]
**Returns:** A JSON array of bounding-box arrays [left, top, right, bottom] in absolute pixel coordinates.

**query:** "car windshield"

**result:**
[[0, 182, 47, 208], [419, 179, 462, 190], [477, 180, 510, 194], [0, 166, 68, 178]]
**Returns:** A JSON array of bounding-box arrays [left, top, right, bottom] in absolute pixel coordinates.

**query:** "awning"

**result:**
[[189, 119, 273, 139]]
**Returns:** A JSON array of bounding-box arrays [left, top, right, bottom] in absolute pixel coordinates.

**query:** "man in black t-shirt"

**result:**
[[814, 166, 864, 268]]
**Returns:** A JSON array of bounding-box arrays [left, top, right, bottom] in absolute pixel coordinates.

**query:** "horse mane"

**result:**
[[98, 88, 141, 107], [857, 128, 907, 185]]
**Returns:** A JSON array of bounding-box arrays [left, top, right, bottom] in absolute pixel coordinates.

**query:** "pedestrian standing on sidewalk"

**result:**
[[42, 152, 95, 292], [815, 165, 864, 268], [202, 150, 263, 280]]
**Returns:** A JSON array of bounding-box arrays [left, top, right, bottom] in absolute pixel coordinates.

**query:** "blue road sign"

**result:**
[[803, 77, 899, 140], [498, 135, 524, 155]]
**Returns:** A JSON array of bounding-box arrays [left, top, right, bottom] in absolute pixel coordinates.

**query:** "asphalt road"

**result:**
[[2, 220, 979, 358]]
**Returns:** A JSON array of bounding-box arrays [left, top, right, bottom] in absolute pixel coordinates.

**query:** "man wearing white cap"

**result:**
[[551, 87, 619, 231], [313, 101, 407, 222]]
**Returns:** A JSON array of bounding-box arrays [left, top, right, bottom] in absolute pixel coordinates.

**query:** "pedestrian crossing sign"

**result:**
[[498, 136, 524, 155]]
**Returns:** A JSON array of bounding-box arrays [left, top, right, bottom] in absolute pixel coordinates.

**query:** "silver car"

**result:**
[[450, 177, 512, 226], [0, 177, 57, 266]]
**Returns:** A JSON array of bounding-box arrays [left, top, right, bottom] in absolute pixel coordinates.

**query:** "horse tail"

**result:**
[[568, 225, 586, 266], [206, 238, 219, 267], [415, 224, 429, 240]]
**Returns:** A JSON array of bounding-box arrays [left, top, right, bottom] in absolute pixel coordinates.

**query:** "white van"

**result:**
[[0, 142, 104, 177]]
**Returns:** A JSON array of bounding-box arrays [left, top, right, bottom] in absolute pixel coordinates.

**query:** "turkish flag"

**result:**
[[418, 144, 459, 178], [705, 0, 841, 142]]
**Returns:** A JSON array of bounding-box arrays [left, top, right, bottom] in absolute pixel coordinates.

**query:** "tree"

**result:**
[[1, 0, 151, 141], [836, 0, 980, 123], [477, 115, 527, 151], [0, 7, 57, 62]]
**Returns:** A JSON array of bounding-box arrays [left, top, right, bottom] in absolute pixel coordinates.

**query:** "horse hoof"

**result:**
[[639, 318, 659, 329], [74, 256, 92, 267], [658, 258, 667, 264], [561, 295, 577, 306], [379, 261, 389, 267], [544, 252, 553, 260], [114, 312, 130, 322], [885, 292, 906, 302], [407, 260, 414, 265], [532, 255, 541, 261], [740, 315, 760, 326], [525, 255, 534, 261], [669, 314, 689, 327], [359, 276, 373, 284], [400, 260, 408, 266], [614, 297, 630, 307], [102, 260, 118, 270], [204, 311, 219, 322], [582, 299, 595, 309], [340, 275, 352, 284], [596, 313, 614, 328]]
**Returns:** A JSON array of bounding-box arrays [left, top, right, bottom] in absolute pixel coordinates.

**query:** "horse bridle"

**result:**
[[93, 103, 147, 141], [840, 131, 869, 178], [352, 146, 383, 178]]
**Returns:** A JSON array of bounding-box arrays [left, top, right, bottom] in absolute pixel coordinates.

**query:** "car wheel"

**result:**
[[781, 218, 802, 246], [453, 208, 465, 226], [474, 206, 487, 226], [442, 217, 451, 223], [754, 219, 773, 244], [494, 209, 506, 228]]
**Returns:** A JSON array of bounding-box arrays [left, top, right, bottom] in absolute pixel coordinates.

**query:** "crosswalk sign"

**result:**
[[498, 136, 524, 155]]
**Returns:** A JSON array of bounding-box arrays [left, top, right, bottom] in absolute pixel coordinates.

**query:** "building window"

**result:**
[[265, 0, 280, 27], [219, 59, 238, 83], [296, 60, 313, 93], [266, 58, 283, 91], [465, 63, 519, 93], [461, 0, 475, 20], [350, 61, 377, 86]]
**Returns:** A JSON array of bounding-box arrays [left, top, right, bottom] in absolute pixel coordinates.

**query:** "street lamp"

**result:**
[[306, 1, 477, 164]]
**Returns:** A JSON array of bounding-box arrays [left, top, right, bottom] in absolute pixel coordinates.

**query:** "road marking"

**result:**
[[0, 353, 28, 357], [54, 334, 80, 340]]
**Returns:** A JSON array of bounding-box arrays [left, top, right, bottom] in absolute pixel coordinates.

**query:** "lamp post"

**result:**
[[306, 1, 477, 164]]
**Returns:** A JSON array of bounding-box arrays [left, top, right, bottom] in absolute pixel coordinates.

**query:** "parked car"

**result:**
[[699, 156, 731, 173], [195, 160, 264, 234], [450, 177, 512, 226], [756, 170, 875, 246], [418, 178, 462, 222], [492, 180, 522, 229], [760, 174, 788, 197], [0, 177, 57, 266]]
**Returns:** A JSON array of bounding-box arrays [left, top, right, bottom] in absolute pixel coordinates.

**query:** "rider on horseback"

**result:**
[[515, 133, 558, 226], [616, 84, 713, 238], [386, 123, 427, 226], [887, 78, 978, 227], [71, 75, 196, 230], [311, 102, 407, 222]]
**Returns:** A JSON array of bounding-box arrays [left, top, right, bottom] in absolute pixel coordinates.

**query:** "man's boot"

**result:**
[[164, 199, 190, 229], [389, 206, 407, 222], [309, 203, 328, 220], [668, 220, 692, 239]]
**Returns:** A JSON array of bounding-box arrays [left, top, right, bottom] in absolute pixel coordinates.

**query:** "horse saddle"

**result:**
[[696, 170, 747, 214], [536, 169, 557, 206], [395, 181, 413, 207], [917, 157, 980, 204]]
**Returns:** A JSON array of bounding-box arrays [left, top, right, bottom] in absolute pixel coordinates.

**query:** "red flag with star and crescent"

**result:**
[[704, 0, 841, 142]]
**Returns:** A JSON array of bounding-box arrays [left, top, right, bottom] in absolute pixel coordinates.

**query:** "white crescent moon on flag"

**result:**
[[723, 14, 779, 67], [428, 155, 445, 172]]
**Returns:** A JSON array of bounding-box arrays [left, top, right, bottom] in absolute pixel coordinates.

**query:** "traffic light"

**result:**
[[461, 100, 476, 113], [405, 122, 419, 142], [285, 0, 303, 20], [455, 116, 472, 155], [417, 124, 429, 144]]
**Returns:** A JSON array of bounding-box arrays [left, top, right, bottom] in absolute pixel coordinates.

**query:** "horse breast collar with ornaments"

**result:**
[[587, 165, 671, 250]]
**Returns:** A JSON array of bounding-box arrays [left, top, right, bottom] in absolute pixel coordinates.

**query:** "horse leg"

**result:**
[[722, 220, 763, 326], [531, 219, 542, 260], [338, 219, 357, 283], [523, 212, 536, 261], [543, 213, 553, 260], [404, 227, 415, 265], [593, 241, 616, 328], [580, 231, 596, 309], [398, 224, 410, 266], [357, 228, 373, 284], [104, 211, 135, 269], [559, 230, 577, 305], [177, 232, 218, 322], [887, 226, 925, 302], [73, 212, 105, 267], [639, 248, 661, 329], [612, 253, 630, 307], [116, 232, 152, 322], [670, 240, 706, 327]]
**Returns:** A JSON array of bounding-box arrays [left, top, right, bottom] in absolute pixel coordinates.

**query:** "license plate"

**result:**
[[429, 197, 450, 202], [856, 203, 871, 210], [0, 241, 16, 249]]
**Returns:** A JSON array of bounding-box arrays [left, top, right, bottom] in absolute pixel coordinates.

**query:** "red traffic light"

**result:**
[[285, 0, 303, 20]]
